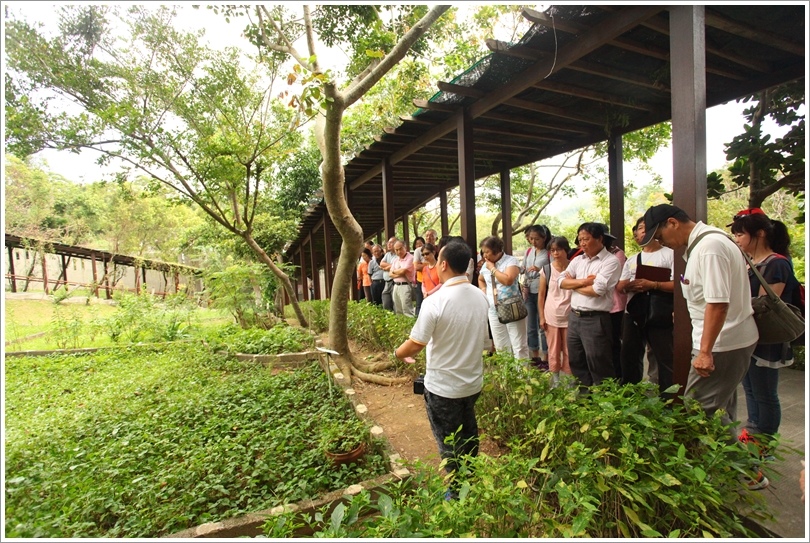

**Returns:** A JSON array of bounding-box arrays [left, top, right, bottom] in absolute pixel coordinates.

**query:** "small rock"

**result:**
[[370, 425, 384, 436], [343, 484, 363, 495], [355, 404, 368, 415]]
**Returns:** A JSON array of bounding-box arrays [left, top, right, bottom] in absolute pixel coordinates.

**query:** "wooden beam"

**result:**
[[533, 80, 657, 112], [474, 125, 565, 144], [704, 9, 804, 57], [412, 99, 457, 113], [487, 38, 671, 92], [437, 81, 485, 99], [479, 110, 591, 135], [505, 96, 605, 127]]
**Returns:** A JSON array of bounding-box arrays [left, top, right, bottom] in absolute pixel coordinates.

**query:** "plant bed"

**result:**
[[4, 344, 389, 538]]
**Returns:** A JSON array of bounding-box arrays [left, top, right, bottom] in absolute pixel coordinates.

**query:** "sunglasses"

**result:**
[[732, 208, 766, 221]]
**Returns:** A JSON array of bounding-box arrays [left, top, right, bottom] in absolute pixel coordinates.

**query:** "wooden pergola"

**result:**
[[284, 5, 805, 388]]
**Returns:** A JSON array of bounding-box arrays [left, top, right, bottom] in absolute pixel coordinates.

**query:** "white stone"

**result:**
[[393, 468, 410, 478], [334, 372, 345, 380], [388, 453, 401, 463], [370, 425, 383, 436], [343, 484, 364, 495], [344, 388, 355, 396], [355, 404, 368, 414], [196, 522, 223, 536]]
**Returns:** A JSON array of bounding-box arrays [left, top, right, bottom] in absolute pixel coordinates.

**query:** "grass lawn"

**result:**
[[4, 297, 230, 351], [4, 344, 387, 538]]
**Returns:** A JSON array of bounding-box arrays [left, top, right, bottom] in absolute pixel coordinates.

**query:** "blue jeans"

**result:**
[[524, 290, 548, 355], [742, 358, 781, 436]]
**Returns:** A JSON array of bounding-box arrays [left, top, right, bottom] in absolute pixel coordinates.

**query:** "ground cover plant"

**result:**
[[264, 355, 773, 538], [201, 322, 315, 355], [4, 344, 387, 537]]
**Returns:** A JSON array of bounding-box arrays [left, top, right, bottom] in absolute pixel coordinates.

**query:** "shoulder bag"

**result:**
[[687, 231, 804, 345], [492, 268, 528, 324], [626, 254, 674, 328]]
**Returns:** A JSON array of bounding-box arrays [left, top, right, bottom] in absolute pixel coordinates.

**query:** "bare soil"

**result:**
[[339, 337, 507, 469]]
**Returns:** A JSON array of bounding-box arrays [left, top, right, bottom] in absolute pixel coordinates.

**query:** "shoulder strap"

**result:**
[[636, 252, 642, 266], [690, 230, 786, 302]]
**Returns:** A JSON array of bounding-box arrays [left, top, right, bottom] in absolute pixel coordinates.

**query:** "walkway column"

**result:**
[[382, 159, 395, 240], [7, 246, 17, 293], [91, 254, 99, 297], [323, 213, 333, 298], [457, 108, 476, 254], [299, 247, 309, 302], [41, 252, 49, 294], [440, 189, 449, 237], [310, 237, 320, 300], [608, 133, 625, 250], [669, 4, 707, 394], [500, 167, 512, 254], [402, 215, 410, 247]]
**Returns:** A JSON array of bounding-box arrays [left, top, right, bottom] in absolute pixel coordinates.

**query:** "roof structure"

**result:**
[[286, 4, 804, 271]]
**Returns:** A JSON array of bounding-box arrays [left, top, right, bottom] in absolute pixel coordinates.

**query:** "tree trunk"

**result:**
[[242, 233, 309, 328], [317, 99, 364, 375]]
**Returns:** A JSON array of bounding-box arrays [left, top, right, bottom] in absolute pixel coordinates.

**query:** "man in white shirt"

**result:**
[[395, 241, 489, 500], [640, 204, 757, 435], [379, 237, 398, 311], [559, 222, 622, 388]]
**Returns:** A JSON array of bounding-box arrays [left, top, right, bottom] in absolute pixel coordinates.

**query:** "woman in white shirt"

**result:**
[[478, 236, 530, 361]]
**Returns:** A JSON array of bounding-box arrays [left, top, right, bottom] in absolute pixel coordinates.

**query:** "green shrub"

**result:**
[[265, 357, 772, 538], [287, 299, 331, 333]]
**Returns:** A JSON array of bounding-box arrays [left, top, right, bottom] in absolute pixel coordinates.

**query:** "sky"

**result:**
[[3, 3, 795, 194]]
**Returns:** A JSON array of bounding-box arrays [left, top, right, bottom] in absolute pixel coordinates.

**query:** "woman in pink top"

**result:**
[[538, 236, 573, 386]]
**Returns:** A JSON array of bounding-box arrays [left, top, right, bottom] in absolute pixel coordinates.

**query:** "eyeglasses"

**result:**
[[732, 208, 766, 221], [422, 251, 432, 256]]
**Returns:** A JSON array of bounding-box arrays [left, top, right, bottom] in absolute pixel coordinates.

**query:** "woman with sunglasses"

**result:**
[[730, 208, 800, 454], [420, 243, 441, 298]]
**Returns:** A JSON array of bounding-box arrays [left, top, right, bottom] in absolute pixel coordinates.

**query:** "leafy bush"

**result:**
[[100, 290, 198, 344], [288, 299, 331, 333], [202, 322, 315, 354], [265, 356, 771, 538], [4, 346, 387, 538], [346, 301, 420, 354], [202, 261, 279, 328]]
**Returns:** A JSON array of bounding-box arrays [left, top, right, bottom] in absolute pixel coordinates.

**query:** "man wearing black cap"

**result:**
[[558, 222, 622, 388], [640, 204, 757, 438]]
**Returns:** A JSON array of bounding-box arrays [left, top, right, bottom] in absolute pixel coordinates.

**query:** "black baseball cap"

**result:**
[[639, 204, 682, 246]]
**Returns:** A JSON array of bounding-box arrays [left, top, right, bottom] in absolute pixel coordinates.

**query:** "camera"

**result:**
[[413, 375, 425, 395]]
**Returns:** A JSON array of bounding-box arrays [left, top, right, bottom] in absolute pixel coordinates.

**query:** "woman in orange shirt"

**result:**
[[358, 248, 372, 301], [420, 243, 441, 298]]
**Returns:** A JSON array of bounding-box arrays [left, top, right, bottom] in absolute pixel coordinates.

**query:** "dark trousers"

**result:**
[[567, 312, 614, 387], [620, 313, 674, 397], [371, 279, 384, 305], [610, 311, 623, 380], [423, 389, 481, 477]]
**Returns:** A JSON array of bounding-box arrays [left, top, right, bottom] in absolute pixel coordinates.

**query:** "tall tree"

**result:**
[[706, 80, 805, 220], [239, 4, 451, 380], [4, 5, 312, 325]]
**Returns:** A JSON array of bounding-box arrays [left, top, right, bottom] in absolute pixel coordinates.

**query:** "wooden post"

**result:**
[[457, 108, 477, 255], [382, 159, 395, 240], [41, 252, 49, 294], [134, 263, 141, 293], [103, 258, 111, 299], [91, 254, 99, 297], [59, 255, 68, 291], [142, 266, 147, 293], [7, 246, 17, 293], [669, 4, 707, 396], [323, 214, 333, 298], [440, 189, 449, 237], [310, 238, 320, 300], [299, 248, 308, 302], [500, 168, 512, 254], [402, 215, 410, 248], [608, 133, 625, 250]]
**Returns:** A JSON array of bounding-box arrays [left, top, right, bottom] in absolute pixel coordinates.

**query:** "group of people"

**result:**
[[391, 203, 801, 496]]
